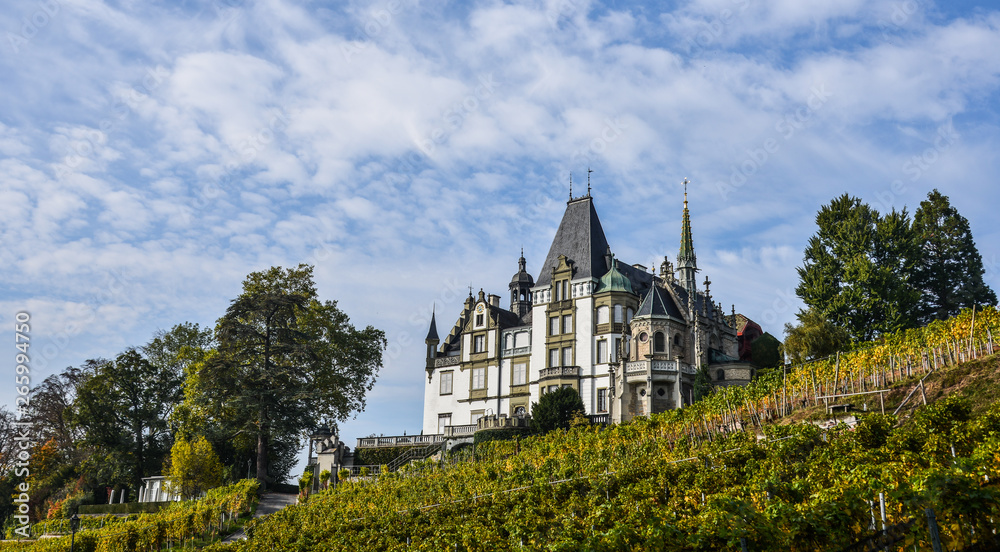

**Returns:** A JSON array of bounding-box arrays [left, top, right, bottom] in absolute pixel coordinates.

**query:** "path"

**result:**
[[221, 492, 298, 543]]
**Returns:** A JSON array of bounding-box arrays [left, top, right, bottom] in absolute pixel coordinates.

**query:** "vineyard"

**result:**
[[5, 307, 1000, 551], [0, 480, 258, 552]]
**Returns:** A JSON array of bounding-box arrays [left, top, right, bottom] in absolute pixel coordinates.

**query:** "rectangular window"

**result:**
[[563, 281, 569, 300], [472, 367, 486, 389], [512, 362, 527, 386], [597, 340, 608, 364], [437, 413, 451, 434], [550, 316, 559, 335], [549, 348, 559, 368], [554, 282, 561, 302], [614, 304, 623, 323], [613, 338, 620, 362], [597, 306, 609, 324], [562, 314, 572, 334], [470, 410, 485, 424], [474, 335, 485, 353], [597, 388, 608, 413], [440, 371, 453, 395], [475, 314, 484, 327], [562, 347, 572, 367]]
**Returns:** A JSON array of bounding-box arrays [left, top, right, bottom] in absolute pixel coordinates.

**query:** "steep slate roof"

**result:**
[[425, 309, 439, 341], [536, 196, 611, 285], [635, 284, 684, 320]]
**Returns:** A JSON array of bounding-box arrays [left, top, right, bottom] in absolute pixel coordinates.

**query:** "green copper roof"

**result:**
[[597, 257, 633, 294], [678, 192, 696, 265]]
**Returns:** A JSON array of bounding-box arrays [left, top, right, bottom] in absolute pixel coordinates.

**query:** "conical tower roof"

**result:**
[[425, 309, 439, 341], [536, 196, 611, 285]]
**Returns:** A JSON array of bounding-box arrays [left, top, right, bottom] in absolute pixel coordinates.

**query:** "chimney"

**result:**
[[488, 294, 500, 308]]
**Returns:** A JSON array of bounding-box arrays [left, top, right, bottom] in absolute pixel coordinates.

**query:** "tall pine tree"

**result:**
[[795, 194, 920, 342], [911, 189, 997, 324]]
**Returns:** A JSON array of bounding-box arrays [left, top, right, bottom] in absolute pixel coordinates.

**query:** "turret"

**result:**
[[424, 308, 439, 370], [509, 249, 534, 319]]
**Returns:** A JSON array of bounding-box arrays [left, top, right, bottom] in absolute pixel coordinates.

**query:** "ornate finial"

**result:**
[[683, 177, 690, 199], [569, 172, 573, 201], [587, 167, 593, 196], [469, 284, 473, 297], [704, 276, 711, 293]]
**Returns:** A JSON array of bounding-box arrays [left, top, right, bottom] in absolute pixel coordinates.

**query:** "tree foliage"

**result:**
[[188, 264, 386, 484], [70, 349, 179, 497], [796, 194, 920, 342], [165, 436, 223, 500], [911, 189, 998, 325], [531, 387, 585, 433], [749, 332, 782, 368], [782, 308, 851, 364]]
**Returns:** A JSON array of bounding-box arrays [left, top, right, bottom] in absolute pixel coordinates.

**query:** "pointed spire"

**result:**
[[677, 178, 698, 293], [425, 306, 439, 342]]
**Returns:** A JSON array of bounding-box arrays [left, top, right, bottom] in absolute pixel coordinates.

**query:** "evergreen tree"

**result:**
[[531, 387, 585, 433], [795, 194, 920, 342], [911, 189, 998, 324]]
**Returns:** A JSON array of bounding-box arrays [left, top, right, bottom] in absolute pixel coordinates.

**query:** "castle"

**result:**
[[421, 184, 755, 435]]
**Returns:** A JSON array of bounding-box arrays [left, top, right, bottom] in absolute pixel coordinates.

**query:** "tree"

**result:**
[[783, 309, 850, 364], [191, 264, 386, 484], [71, 349, 178, 496], [164, 436, 223, 500], [750, 333, 782, 369], [911, 189, 998, 324], [796, 194, 920, 342], [531, 387, 585, 433]]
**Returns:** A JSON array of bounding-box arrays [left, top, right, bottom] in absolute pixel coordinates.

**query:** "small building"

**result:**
[[139, 476, 181, 503]]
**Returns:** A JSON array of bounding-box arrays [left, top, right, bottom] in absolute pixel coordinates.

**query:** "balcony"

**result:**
[[539, 366, 580, 379], [623, 360, 696, 375], [434, 356, 460, 368]]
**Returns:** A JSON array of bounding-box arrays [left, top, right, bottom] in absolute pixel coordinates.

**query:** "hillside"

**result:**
[[218, 356, 1000, 551]]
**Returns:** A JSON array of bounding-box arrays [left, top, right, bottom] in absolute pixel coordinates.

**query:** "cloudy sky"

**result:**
[[3, 0, 1000, 460]]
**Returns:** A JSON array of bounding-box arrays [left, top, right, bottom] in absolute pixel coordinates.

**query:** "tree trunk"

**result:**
[[256, 404, 269, 484]]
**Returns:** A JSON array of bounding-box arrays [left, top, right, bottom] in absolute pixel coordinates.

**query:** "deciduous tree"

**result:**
[[191, 264, 385, 484], [165, 436, 223, 500]]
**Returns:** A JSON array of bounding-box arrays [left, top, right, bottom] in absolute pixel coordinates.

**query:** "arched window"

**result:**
[[626, 308, 634, 323], [674, 333, 682, 346], [716, 370, 725, 381], [654, 332, 665, 352], [597, 306, 609, 324]]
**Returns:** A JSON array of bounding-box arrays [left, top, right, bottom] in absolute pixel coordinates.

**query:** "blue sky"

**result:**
[[3, 0, 1000, 467]]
